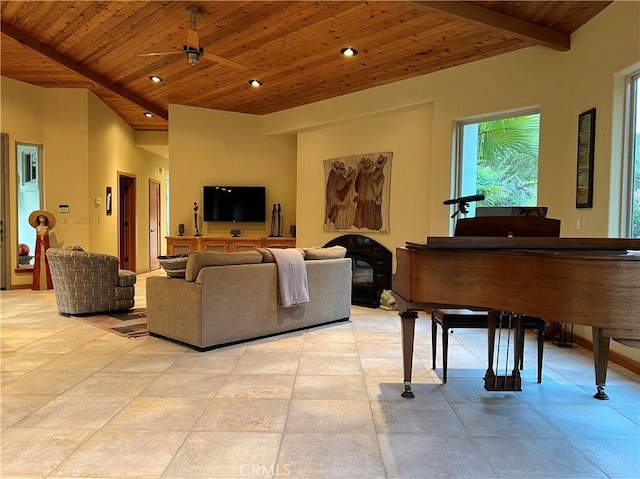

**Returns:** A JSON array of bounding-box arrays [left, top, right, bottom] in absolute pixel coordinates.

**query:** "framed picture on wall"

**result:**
[[576, 108, 596, 208], [106, 186, 112, 215]]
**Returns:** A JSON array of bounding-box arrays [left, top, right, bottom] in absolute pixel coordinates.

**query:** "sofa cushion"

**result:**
[[304, 245, 347, 260], [255, 248, 275, 263], [185, 250, 262, 281]]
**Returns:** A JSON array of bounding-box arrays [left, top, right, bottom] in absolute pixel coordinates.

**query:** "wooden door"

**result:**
[[149, 180, 161, 270], [118, 173, 136, 272]]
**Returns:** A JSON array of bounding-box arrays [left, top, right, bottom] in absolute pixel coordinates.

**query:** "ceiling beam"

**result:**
[[408, 1, 570, 52], [0, 21, 168, 120]]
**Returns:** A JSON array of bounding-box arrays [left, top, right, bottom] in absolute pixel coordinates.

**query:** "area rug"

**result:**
[[71, 308, 148, 338]]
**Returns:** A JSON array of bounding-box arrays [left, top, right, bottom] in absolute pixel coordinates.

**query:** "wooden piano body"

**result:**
[[392, 236, 640, 399]]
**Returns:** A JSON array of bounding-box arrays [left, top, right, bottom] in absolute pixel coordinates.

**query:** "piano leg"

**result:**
[[484, 311, 522, 391], [484, 311, 498, 385], [592, 327, 610, 400], [401, 311, 417, 398]]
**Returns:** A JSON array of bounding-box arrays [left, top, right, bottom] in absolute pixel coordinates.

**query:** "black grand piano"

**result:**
[[392, 217, 640, 400]]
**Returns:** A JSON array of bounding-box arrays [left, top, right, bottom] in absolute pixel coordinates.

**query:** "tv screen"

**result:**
[[203, 186, 266, 222]]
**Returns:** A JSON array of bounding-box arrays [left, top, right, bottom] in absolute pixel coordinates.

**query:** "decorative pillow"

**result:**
[[304, 245, 347, 260], [185, 250, 262, 281], [158, 254, 189, 278]]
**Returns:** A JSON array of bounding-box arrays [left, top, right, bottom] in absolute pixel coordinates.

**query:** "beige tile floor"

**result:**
[[1, 271, 639, 478]]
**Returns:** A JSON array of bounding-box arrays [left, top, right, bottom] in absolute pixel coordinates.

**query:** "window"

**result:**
[[16, 143, 42, 267], [455, 111, 540, 216], [624, 73, 640, 238]]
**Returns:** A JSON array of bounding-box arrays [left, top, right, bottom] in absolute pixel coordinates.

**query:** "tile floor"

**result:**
[[1, 271, 639, 478]]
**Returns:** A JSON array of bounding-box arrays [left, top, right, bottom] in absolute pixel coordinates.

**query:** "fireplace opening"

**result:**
[[324, 234, 392, 308]]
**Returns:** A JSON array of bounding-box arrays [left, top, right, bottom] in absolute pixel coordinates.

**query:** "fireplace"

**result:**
[[324, 235, 392, 308]]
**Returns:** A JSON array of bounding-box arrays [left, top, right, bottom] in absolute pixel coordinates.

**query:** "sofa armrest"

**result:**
[[146, 277, 204, 346]]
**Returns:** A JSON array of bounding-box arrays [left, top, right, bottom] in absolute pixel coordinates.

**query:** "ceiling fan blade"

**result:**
[[137, 51, 182, 57], [187, 27, 200, 50], [202, 51, 248, 70]]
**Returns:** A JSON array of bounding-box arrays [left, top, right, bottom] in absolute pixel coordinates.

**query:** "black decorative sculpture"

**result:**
[[269, 203, 277, 237], [193, 202, 201, 236], [277, 203, 282, 237]]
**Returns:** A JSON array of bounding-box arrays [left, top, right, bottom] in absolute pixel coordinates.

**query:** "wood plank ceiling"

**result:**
[[1, 1, 611, 131]]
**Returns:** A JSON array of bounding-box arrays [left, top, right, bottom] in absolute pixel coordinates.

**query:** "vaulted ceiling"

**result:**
[[1, 1, 611, 131]]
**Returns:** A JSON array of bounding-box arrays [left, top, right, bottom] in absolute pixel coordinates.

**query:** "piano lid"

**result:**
[[406, 237, 640, 251]]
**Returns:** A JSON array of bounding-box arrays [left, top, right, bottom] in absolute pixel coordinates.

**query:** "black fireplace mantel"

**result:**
[[324, 234, 392, 308]]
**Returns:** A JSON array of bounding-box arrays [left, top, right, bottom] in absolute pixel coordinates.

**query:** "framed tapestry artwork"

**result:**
[[323, 152, 392, 233], [576, 108, 596, 208]]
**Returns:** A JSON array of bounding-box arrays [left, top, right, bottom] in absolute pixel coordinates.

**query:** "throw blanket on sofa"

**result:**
[[267, 248, 310, 308]]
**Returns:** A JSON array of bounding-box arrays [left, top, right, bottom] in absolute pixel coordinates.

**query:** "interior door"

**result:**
[[149, 179, 161, 270], [118, 173, 136, 272]]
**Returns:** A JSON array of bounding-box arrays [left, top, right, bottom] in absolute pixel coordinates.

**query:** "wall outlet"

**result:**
[[577, 217, 582, 230]]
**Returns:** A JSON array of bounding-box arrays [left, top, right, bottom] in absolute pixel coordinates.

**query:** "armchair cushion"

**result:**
[[118, 270, 137, 287]]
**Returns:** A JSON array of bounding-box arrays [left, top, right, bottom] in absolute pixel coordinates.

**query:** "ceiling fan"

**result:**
[[138, 6, 247, 69]]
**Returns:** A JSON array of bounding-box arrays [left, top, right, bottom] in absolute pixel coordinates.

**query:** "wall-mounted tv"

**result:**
[[203, 186, 266, 222]]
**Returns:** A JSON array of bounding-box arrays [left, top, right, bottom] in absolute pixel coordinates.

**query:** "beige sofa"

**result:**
[[146, 249, 352, 350]]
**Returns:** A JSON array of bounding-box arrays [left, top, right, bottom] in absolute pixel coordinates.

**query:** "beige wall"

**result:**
[[168, 104, 297, 238], [1, 78, 91, 286], [296, 105, 432, 253], [43, 89, 91, 252], [1, 78, 169, 286], [87, 94, 168, 267]]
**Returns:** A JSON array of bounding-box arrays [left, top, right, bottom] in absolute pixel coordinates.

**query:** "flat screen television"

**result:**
[[203, 186, 266, 222]]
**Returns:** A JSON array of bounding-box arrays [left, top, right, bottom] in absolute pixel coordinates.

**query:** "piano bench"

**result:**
[[431, 308, 545, 384]]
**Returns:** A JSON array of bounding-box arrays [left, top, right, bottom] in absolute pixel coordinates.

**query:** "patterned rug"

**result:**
[[71, 308, 148, 338]]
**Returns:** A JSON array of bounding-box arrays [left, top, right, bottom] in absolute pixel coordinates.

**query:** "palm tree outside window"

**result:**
[[455, 110, 540, 218]]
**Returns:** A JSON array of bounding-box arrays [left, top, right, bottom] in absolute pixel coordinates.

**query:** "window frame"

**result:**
[[453, 107, 541, 218], [622, 72, 639, 238]]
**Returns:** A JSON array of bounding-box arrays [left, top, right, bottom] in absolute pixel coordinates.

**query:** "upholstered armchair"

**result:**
[[46, 247, 136, 315]]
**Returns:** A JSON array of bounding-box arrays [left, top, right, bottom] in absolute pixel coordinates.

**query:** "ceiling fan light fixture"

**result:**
[[340, 47, 358, 57], [186, 51, 199, 66], [149, 75, 163, 83], [183, 45, 203, 66], [143, 112, 153, 118], [249, 79, 263, 87]]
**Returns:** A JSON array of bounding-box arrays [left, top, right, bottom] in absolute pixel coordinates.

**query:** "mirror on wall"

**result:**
[[16, 143, 42, 267]]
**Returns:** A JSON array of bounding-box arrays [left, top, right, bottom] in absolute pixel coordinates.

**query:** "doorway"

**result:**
[[0, 134, 9, 289], [149, 179, 161, 270], [118, 172, 136, 272]]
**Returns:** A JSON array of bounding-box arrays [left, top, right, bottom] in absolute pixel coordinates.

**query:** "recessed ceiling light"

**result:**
[[248, 79, 263, 87], [149, 75, 163, 83], [340, 47, 358, 57], [143, 112, 153, 118]]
